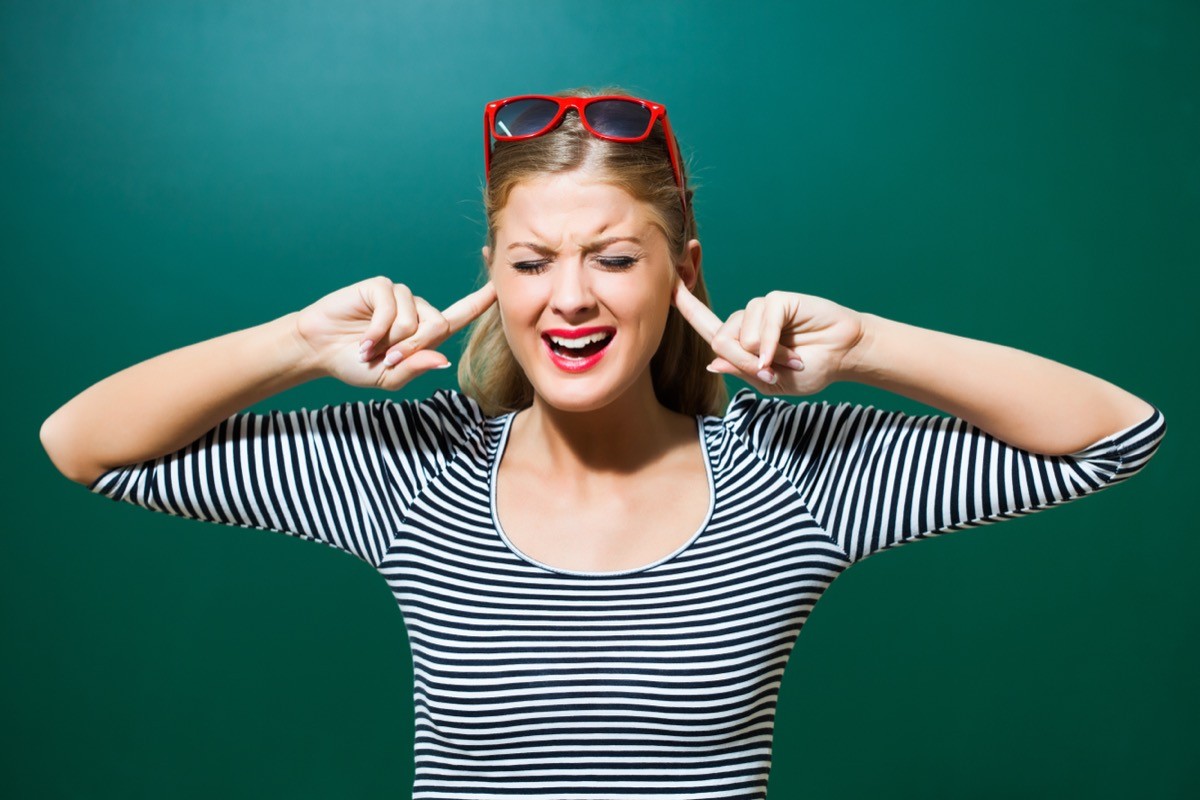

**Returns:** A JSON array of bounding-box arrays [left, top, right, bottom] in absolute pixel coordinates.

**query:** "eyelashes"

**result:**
[[511, 256, 639, 275]]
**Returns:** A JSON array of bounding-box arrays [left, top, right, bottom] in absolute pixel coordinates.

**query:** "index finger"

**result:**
[[672, 280, 722, 344], [441, 281, 497, 334]]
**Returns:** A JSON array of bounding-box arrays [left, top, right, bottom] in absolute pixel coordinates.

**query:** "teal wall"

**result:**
[[4, 1, 1196, 797]]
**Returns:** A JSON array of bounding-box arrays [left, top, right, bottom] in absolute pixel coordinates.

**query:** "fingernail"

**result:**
[[434, 362, 453, 370], [359, 338, 373, 352], [706, 365, 721, 374], [384, 350, 403, 366], [757, 369, 777, 385], [787, 359, 805, 371]]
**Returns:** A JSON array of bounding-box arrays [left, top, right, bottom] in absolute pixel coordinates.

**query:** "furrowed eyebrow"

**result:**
[[507, 236, 643, 255]]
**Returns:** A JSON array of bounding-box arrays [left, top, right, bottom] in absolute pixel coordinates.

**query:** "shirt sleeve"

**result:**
[[722, 388, 1167, 565], [87, 389, 485, 569]]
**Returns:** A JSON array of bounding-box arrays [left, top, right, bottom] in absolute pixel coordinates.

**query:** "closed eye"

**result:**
[[511, 255, 639, 274], [597, 256, 637, 269], [512, 260, 550, 274]]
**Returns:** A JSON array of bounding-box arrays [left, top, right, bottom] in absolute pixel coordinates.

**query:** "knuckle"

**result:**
[[411, 318, 449, 350], [431, 316, 452, 339], [713, 330, 739, 351], [393, 318, 418, 340]]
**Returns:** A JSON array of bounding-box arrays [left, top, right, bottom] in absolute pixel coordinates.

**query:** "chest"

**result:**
[[494, 453, 713, 574]]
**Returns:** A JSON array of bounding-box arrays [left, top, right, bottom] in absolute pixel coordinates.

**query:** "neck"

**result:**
[[511, 373, 690, 477]]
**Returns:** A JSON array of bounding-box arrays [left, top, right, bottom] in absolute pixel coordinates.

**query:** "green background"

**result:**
[[4, 1, 1196, 797]]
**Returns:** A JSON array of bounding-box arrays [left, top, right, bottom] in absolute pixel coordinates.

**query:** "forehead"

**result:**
[[496, 173, 656, 243]]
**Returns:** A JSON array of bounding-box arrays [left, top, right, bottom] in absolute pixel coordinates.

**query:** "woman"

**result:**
[[41, 87, 1166, 798]]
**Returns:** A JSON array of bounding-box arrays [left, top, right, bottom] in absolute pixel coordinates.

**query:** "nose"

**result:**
[[548, 260, 596, 317]]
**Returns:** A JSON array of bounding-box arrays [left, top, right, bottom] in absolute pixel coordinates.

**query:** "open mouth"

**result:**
[[544, 330, 614, 358], [541, 328, 616, 372]]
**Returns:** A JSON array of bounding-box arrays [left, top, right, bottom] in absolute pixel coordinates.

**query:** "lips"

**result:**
[[541, 326, 616, 373]]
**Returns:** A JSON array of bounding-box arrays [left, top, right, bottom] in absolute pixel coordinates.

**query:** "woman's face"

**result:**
[[483, 170, 700, 413]]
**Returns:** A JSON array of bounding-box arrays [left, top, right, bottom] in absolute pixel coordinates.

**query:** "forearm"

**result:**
[[41, 312, 324, 485], [840, 313, 1156, 455]]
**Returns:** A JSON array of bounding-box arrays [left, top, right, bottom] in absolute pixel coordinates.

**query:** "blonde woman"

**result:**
[[41, 87, 1166, 798]]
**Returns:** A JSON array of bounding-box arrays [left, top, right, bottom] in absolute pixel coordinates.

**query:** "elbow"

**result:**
[[1111, 400, 1166, 478], [1082, 395, 1165, 457], [1141, 402, 1167, 457], [1125, 396, 1160, 431], [1120, 397, 1166, 451], [39, 411, 70, 476], [40, 411, 105, 487]]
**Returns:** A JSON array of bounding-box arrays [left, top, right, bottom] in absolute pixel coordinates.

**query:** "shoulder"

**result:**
[[417, 387, 488, 426], [717, 387, 892, 446], [718, 387, 809, 436], [375, 388, 489, 449]]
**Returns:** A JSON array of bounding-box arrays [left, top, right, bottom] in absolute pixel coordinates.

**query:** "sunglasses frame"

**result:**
[[483, 94, 688, 214]]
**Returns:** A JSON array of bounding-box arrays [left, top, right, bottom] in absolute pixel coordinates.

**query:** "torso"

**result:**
[[494, 412, 712, 573]]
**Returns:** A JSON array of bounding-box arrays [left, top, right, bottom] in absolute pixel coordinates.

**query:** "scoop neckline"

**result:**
[[489, 411, 716, 578]]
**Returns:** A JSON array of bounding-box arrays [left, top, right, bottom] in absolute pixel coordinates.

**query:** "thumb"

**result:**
[[379, 349, 452, 390], [706, 356, 774, 392], [705, 357, 738, 375]]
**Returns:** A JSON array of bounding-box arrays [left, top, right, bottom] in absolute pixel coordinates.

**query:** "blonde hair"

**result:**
[[458, 85, 727, 418]]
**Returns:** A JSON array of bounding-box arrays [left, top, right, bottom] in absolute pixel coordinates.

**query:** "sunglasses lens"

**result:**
[[493, 99, 560, 138], [584, 100, 653, 138]]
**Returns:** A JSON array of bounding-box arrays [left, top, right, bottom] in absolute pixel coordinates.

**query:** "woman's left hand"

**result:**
[[673, 282, 868, 396]]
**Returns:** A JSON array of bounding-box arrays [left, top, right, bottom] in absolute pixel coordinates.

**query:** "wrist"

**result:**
[[274, 312, 328, 383], [836, 311, 882, 382]]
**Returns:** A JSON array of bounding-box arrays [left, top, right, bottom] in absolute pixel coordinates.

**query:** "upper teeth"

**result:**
[[548, 332, 610, 349]]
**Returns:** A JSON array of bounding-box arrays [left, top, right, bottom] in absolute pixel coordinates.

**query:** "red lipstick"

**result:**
[[541, 326, 616, 373], [542, 326, 616, 338]]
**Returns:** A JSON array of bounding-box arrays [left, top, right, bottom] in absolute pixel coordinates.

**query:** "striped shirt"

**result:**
[[89, 388, 1166, 798]]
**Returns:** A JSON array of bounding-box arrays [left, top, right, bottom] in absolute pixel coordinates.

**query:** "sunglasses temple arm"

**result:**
[[660, 113, 688, 215], [483, 110, 491, 179]]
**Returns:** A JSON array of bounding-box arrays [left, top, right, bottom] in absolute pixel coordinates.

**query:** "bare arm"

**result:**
[[40, 313, 319, 486], [837, 313, 1156, 455], [41, 277, 497, 486]]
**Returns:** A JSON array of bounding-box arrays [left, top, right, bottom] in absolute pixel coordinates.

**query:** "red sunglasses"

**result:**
[[483, 94, 688, 214]]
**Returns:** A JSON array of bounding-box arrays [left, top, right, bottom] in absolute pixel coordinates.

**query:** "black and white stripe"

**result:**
[[723, 392, 1166, 564], [90, 387, 1166, 798]]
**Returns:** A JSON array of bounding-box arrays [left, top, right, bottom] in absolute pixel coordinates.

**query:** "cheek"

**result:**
[[492, 281, 541, 358], [609, 276, 670, 322], [496, 287, 525, 328], [494, 282, 536, 328]]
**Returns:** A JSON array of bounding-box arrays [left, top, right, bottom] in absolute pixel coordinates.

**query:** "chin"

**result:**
[[529, 379, 627, 414], [527, 359, 652, 414]]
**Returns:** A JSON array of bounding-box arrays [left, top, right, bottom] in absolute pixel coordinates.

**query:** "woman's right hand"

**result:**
[[294, 276, 497, 391]]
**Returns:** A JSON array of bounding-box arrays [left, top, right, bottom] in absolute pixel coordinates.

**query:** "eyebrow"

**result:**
[[506, 236, 643, 255]]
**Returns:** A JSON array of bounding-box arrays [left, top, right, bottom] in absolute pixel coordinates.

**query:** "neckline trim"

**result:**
[[488, 411, 717, 578]]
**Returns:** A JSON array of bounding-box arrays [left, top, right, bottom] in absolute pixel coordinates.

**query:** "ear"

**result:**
[[675, 238, 701, 291], [481, 245, 492, 270]]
